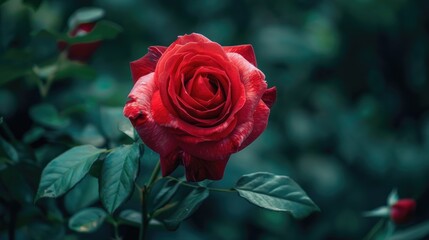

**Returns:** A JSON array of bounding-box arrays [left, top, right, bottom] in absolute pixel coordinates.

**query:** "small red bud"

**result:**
[[390, 199, 416, 224], [58, 22, 101, 62]]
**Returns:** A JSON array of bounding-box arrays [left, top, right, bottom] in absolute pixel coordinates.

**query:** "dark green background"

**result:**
[[1, 0, 429, 239]]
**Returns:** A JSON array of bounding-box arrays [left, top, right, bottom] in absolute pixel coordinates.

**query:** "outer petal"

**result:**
[[261, 87, 277, 109], [67, 41, 101, 62], [238, 100, 270, 151], [179, 120, 253, 161], [160, 149, 181, 177], [123, 73, 177, 157], [130, 46, 167, 83], [172, 33, 211, 46], [182, 153, 229, 181], [224, 44, 257, 67], [227, 52, 267, 113], [70, 23, 96, 36]]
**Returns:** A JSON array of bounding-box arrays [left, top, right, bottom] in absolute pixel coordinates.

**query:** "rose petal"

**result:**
[[70, 23, 96, 36], [176, 96, 225, 124], [238, 100, 271, 151], [227, 53, 267, 111], [160, 149, 181, 176], [152, 90, 238, 142], [172, 33, 211, 46], [261, 87, 277, 109], [224, 44, 257, 67], [67, 41, 101, 62], [181, 66, 227, 109], [178, 119, 253, 161], [178, 53, 269, 160], [130, 46, 167, 83], [182, 153, 229, 181], [124, 73, 177, 157]]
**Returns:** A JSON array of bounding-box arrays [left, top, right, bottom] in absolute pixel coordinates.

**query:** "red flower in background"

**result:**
[[58, 22, 101, 62], [124, 33, 276, 181], [390, 199, 416, 224]]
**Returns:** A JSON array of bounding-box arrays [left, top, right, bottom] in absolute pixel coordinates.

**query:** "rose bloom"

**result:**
[[124, 33, 276, 181], [390, 199, 416, 224], [58, 22, 101, 62]]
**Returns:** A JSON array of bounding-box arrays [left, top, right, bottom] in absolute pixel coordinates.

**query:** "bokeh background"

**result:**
[[1, 0, 429, 239]]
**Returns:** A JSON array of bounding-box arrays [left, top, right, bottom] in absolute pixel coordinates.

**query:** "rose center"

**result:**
[[186, 74, 219, 101]]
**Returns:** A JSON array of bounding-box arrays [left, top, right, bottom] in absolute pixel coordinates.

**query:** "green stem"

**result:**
[[363, 219, 385, 240], [36, 51, 67, 97], [113, 221, 120, 240], [142, 186, 149, 240], [208, 187, 236, 193], [139, 161, 161, 240], [148, 161, 161, 188], [165, 176, 236, 193]]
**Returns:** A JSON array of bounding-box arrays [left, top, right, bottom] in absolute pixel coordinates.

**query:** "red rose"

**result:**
[[390, 199, 416, 224], [124, 33, 276, 181], [58, 22, 101, 62]]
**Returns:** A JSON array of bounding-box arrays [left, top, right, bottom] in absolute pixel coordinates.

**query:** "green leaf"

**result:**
[[33, 29, 63, 42], [23, 127, 45, 144], [388, 220, 429, 240], [363, 206, 390, 217], [119, 210, 163, 228], [119, 209, 141, 226], [36, 20, 122, 45], [0, 65, 31, 85], [68, 207, 107, 233], [99, 107, 131, 141], [32, 64, 57, 79], [100, 143, 140, 214], [65, 175, 99, 214], [88, 159, 103, 178], [68, 7, 105, 30], [118, 120, 136, 140], [148, 178, 180, 212], [33, 60, 96, 82], [156, 187, 209, 230], [0, 135, 18, 162], [54, 60, 97, 81], [67, 20, 122, 44], [35, 145, 105, 201], [234, 172, 319, 218], [68, 124, 105, 147], [29, 104, 71, 129], [388, 189, 398, 206], [197, 179, 215, 187]]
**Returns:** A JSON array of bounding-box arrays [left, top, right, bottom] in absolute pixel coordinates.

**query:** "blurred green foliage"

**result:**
[[1, 0, 429, 239]]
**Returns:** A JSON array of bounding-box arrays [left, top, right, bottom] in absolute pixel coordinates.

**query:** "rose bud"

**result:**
[[124, 33, 277, 181], [390, 199, 416, 224], [58, 22, 101, 62]]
